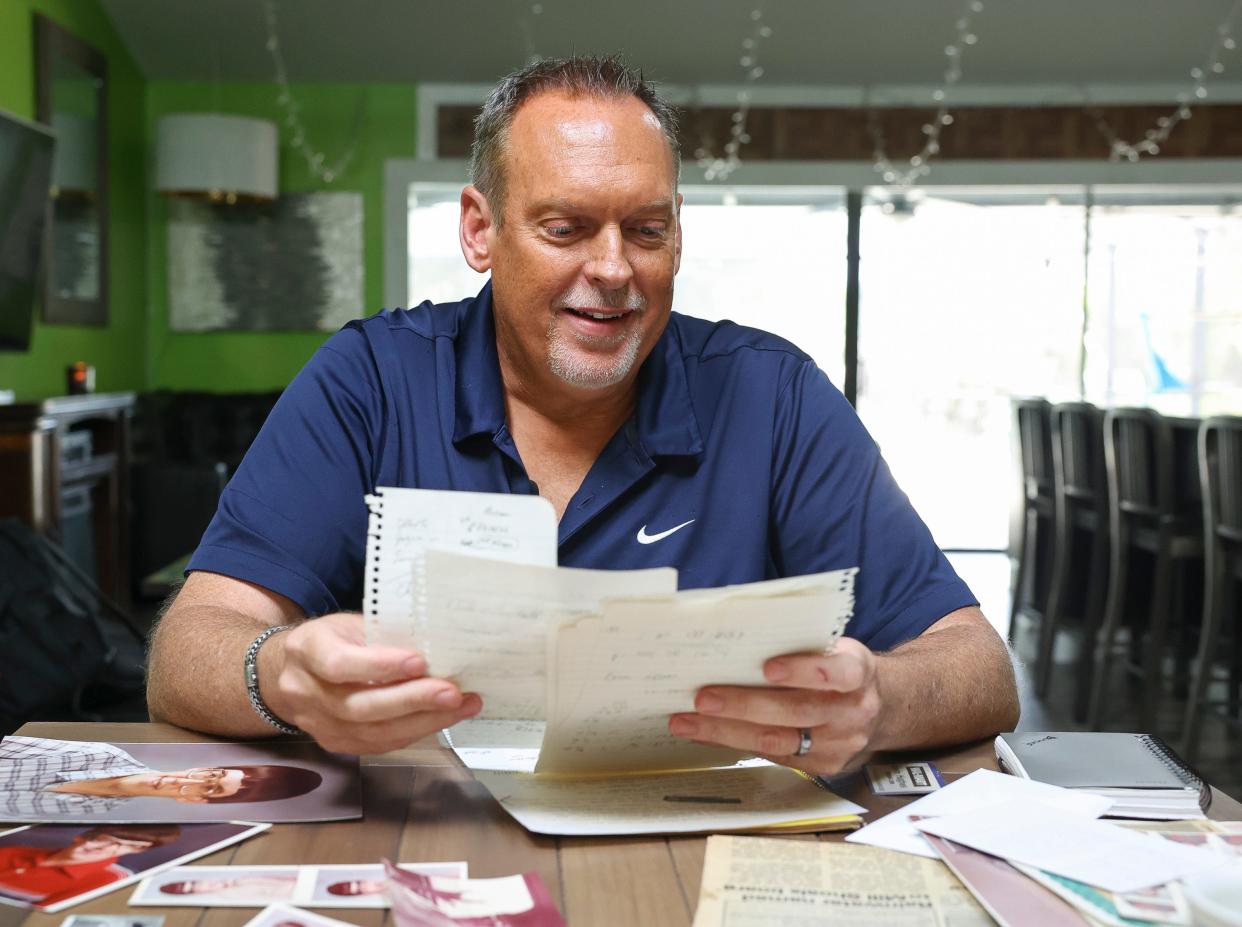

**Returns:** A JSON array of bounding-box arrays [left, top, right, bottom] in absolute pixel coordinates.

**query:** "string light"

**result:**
[[1091, 0, 1241, 162], [696, 8, 773, 181], [262, 0, 363, 184], [868, 0, 984, 188]]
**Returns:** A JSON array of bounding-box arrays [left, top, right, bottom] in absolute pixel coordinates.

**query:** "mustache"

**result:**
[[558, 285, 645, 311]]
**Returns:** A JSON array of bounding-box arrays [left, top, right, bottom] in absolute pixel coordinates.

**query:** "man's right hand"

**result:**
[[147, 571, 483, 753], [260, 613, 482, 755]]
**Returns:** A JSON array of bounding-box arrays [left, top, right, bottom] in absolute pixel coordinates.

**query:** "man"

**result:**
[[0, 736, 322, 818], [0, 824, 179, 907], [148, 56, 1018, 775]]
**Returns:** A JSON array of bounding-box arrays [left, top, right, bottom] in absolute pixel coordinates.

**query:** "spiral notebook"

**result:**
[[994, 732, 1210, 820], [362, 486, 557, 648]]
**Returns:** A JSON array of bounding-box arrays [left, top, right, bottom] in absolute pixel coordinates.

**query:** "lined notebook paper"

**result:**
[[363, 486, 857, 777], [363, 487, 557, 648]]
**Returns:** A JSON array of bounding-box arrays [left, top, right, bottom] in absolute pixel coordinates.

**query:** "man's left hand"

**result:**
[[667, 638, 884, 777]]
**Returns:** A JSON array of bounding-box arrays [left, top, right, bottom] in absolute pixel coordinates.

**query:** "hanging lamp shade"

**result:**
[[155, 113, 278, 201]]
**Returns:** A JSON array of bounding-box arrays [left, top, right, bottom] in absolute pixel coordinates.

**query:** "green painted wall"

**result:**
[[0, 0, 147, 401], [145, 81, 417, 391]]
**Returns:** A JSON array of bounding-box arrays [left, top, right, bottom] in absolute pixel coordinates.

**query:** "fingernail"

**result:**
[[698, 693, 724, 714], [669, 717, 698, 737], [434, 688, 462, 708], [403, 655, 426, 676], [766, 661, 790, 682]]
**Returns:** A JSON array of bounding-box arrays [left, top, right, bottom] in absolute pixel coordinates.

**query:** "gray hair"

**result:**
[[470, 55, 681, 224]]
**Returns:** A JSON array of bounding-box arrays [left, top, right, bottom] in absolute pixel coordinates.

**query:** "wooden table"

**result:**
[[5, 722, 1241, 927]]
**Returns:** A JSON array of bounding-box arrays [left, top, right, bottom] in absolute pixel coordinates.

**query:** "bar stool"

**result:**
[[1009, 398, 1055, 645], [1087, 407, 1203, 732], [1035, 402, 1109, 722], [1181, 416, 1242, 764]]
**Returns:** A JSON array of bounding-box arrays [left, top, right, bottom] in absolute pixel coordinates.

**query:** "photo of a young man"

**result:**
[[0, 822, 269, 913], [0, 736, 359, 823], [0, 825, 179, 908]]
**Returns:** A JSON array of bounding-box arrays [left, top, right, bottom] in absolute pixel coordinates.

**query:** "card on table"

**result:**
[[865, 761, 945, 795]]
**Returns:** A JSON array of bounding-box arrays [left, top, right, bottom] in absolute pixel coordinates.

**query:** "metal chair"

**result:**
[[1035, 402, 1109, 722], [1009, 398, 1055, 645], [1181, 416, 1242, 764], [1087, 408, 1203, 732]]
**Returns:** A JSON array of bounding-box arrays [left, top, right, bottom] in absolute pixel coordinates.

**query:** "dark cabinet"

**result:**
[[0, 393, 134, 606]]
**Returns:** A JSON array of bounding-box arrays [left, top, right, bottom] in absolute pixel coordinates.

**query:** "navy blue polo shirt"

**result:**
[[189, 283, 975, 651]]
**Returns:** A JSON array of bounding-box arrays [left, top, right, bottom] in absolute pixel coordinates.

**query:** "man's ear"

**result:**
[[460, 185, 496, 273], [173, 795, 207, 804], [673, 192, 684, 275]]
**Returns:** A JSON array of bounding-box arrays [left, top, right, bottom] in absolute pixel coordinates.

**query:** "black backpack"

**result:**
[[0, 518, 146, 731]]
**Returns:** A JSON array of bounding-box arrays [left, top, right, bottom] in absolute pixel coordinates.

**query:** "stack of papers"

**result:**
[[844, 769, 1234, 927], [365, 486, 864, 836]]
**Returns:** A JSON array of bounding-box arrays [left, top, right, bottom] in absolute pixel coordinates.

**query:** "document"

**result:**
[[847, 768, 1114, 859], [474, 766, 865, 837], [914, 800, 1228, 893], [418, 551, 677, 719], [441, 719, 546, 772], [363, 486, 558, 648], [690, 834, 992, 927], [537, 575, 855, 774]]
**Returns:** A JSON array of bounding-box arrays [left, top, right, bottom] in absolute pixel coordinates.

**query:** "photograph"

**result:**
[[386, 861, 565, 927], [0, 821, 269, 914], [130, 866, 305, 907], [132, 862, 470, 908], [0, 736, 361, 824], [243, 903, 356, 927], [309, 864, 469, 908], [61, 917, 166, 927]]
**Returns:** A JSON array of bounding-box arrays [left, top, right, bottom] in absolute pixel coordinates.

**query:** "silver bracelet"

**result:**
[[244, 625, 302, 736]]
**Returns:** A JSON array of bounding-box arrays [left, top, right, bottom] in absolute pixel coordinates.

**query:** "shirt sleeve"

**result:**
[[187, 327, 385, 616], [768, 361, 977, 651]]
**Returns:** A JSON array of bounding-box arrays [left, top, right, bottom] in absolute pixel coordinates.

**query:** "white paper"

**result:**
[[442, 719, 545, 772], [915, 800, 1227, 893], [535, 568, 856, 774], [474, 765, 865, 836], [363, 487, 557, 648], [846, 768, 1114, 859], [419, 550, 677, 719], [243, 904, 355, 927]]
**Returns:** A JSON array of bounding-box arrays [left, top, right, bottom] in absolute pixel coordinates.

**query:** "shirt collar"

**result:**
[[452, 283, 703, 458], [452, 282, 508, 445]]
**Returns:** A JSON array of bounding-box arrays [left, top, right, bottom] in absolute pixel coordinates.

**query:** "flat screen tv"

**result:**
[[0, 107, 55, 352]]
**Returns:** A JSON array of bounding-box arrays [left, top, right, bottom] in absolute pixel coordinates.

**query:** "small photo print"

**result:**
[[308, 863, 469, 908], [130, 866, 304, 907], [243, 904, 354, 927], [1159, 832, 1213, 848], [1211, 833, 1242, 857], [0, 822, 268, 914], [132, 863, 470, 909], [385, 861, 565, 926], [62, 917, 166, 927]]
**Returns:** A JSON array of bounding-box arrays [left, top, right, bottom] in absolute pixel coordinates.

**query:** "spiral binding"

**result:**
[[363, 491, 386, 635], [1139, 734, 1212, 814]]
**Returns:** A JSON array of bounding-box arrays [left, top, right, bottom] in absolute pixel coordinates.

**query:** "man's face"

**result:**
[[469, 91, 682, 394], [109, 767, 245, 803], [66, 834, 155, 864]]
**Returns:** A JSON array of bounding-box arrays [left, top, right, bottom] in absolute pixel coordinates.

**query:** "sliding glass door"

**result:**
[[856, 191, 1087, 550]]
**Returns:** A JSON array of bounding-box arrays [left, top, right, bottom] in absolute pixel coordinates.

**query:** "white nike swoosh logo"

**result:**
[[636, 519, 695, 545]]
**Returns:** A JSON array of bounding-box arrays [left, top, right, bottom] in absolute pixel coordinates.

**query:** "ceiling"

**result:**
[[100, 0, 1242, 92]]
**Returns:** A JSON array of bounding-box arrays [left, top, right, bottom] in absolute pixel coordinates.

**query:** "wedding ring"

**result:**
[[794, 728, 813, 757]]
